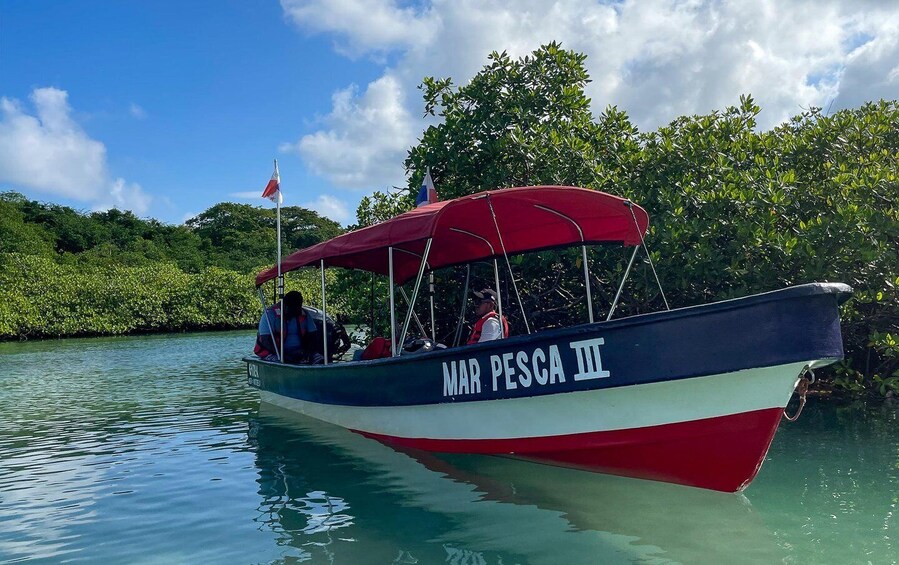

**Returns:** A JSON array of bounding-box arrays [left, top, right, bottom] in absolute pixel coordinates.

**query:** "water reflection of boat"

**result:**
[[250, 404, 787, 564], [246, 186, 851, 491]]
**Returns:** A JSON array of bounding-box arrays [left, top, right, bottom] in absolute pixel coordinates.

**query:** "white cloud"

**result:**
[[181, 211, 200, 224], [96, 178, 152, 215], [0, 87, 151, 214], [281, 0, 433, 56], [0, 88, 107, 199], [229, 189, 351, 224], [282, 74, 414, 190], [302, 194, 352, 224], [283, 0, 899, 190], [229, 191, 264, 199], [833, 18, 899, 109], [129, 103, 147, 119]]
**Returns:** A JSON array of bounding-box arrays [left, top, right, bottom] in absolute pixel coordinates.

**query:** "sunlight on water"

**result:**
[[0, 332, 895, 564]]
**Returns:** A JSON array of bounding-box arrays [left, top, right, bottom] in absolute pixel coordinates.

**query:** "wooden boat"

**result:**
[[245, 186, 850, 492]]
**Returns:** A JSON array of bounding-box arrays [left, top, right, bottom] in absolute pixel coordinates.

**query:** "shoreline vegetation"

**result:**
[[2, 44, 897, 397], [0, 200, 339, 340]]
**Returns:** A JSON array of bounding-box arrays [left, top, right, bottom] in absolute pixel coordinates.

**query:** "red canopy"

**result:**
[[256, 186, 648, 286]]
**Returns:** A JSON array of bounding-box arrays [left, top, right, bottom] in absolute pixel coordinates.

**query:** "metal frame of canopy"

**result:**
[[255, 186, 650, 286], [255, 186, 667, 362]]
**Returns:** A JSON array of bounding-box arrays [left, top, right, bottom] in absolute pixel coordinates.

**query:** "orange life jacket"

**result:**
[[467, 311, 510, 344], [254, 308, 309, 358]]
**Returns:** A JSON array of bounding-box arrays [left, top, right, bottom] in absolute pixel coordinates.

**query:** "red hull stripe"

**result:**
[[355, 407, 784, 492]]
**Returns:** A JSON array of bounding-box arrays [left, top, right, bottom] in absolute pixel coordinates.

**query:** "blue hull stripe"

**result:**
[[246, 283, 850, 407]]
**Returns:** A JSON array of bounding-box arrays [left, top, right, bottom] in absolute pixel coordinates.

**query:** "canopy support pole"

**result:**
[[486, 195, 530, 334], [449, 228, 495, 255], [389, 247, 396, 356], [320, 259, 328, 364], [370, 272, 375, 340], [398, 288, 429, 339], [493, 259, 502, 322], [257, 287, 281, 361], [429, 272, 436, 342], [608, 246, 639, 321], [448, 229, 498, 342], [582, 245, 594, 323], [626, 200, 669, 311], [399, 239, 433, 349], [533, 204, 592, 323], [453, 265, 471, 347]]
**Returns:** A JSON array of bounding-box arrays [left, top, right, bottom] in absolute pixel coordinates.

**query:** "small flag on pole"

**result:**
[[415, 168, 439, 207], [262, 161, 282, 203]]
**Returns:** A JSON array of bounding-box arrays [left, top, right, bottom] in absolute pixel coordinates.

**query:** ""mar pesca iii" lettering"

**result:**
[[441, 338, 610, 398]]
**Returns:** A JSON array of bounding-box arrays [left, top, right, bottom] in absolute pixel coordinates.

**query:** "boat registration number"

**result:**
[[247, 363, 261, 388]]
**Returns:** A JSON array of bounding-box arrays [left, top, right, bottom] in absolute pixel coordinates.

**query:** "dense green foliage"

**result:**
[[0, 194, 341, 274], [186, 202, 342, 272], [0, 255, 252, 335], [3, 43, 896, 396], [358, 43, 898, 395], [631, 97, 899, 395], [0, 195, 342, 339]]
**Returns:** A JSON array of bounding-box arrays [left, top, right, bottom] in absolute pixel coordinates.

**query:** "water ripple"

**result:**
[[0, 332, 896, 564]]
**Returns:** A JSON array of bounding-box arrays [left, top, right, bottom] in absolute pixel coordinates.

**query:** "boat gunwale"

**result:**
[[244, 281, 851, 371]]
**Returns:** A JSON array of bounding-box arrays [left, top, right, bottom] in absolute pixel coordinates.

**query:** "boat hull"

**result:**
[[246, 283, 850, 491]]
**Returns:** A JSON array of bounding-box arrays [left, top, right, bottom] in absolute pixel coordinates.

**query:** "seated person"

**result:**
[[466, 288, 510, 344], [255, 290, 323, 364]]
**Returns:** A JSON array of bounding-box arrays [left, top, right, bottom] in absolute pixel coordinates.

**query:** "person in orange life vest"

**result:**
[[255, 290, 322, 364], [466, 288, 510, 344]]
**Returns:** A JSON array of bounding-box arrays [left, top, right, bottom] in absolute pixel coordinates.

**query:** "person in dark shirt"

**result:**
[[255, 291, 322, 363]]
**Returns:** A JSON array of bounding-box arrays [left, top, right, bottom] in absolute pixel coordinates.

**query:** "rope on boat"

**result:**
[[784, 366, 815, 422], [626, 201, 669, 311]]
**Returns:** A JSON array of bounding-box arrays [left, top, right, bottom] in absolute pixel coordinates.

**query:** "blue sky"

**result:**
[[1, 1, 897, 226], [1, 0, 379, 223]]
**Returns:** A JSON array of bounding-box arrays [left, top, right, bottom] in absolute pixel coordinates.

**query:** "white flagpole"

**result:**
[[274, 159, 284, 363]]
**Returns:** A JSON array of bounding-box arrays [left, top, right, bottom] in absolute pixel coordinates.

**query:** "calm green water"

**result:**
[[0, 331, 895, 564]]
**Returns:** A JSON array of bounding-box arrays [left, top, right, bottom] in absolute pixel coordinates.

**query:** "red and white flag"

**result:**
[[261, 161, 282, 203]]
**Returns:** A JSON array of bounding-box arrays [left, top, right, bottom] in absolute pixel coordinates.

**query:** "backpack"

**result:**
[[361, 336, 392, 360]]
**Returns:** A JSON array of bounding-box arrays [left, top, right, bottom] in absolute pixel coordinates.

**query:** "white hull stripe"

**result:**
[[260, 361, 807, 441]]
